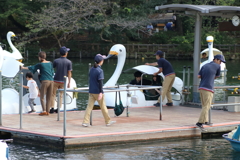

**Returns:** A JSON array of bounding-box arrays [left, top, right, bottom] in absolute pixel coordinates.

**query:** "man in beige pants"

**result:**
[[145, 50, 175, 107], [196, 54, 225, 130], [50, 46, 72, 113]]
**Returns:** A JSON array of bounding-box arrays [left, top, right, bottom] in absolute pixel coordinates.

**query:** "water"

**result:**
[[8, 138, 240, 160], [4, 57, 240, 159]]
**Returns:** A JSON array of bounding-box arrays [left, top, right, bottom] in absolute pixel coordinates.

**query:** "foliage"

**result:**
[[0, 0, 240, 53], [22, 0, 166, 48]]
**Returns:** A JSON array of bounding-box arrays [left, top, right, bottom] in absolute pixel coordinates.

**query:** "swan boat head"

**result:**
[[0, 32, 24, 77], [104, 44, 126, 87], [105, 44, 126, 60], [6, 31, 23, 61]]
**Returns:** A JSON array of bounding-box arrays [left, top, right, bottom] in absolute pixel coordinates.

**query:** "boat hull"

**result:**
[[223, 134, 240, 152]]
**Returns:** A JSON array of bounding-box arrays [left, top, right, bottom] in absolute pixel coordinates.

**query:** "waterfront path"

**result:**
[[0, 105, 239, 150]]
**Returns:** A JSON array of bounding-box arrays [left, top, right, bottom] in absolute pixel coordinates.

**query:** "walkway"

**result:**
[[0, 105, 239, 150]]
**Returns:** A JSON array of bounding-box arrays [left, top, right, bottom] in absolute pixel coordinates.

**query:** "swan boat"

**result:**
[[0, 140, 10, 160], [0, 31, 77, 114], [2, 76, 78, 114], [98, 44, 183, 108], [200, 36, 226, 75]]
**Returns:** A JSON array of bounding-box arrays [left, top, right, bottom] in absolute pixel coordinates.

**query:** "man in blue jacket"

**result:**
[[196, 54, 225, 130], [145, 50, 175, 107]]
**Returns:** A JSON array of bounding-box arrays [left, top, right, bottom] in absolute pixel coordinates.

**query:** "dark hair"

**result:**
[[134, 71, 142, 77], [152, 75, 162, 85], [26, 72, 33, 78], [202, 53, 206, 55], [94, 62, 98, 68], [38, 51, 46, 62]]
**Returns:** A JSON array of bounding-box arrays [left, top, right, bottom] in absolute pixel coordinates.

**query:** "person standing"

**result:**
[[82, 54, 116, 127], [21, 51, 54, 116], [196, 54, 225, 130], [50, 46, 72, 113], [145, 50, 175, 107], [21, 72, 40, 113]]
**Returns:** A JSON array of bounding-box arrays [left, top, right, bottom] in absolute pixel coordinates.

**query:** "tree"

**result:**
[[21, 0, 165, 48]]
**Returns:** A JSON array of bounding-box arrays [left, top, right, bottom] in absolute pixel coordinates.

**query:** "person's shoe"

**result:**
[[196, 122, 203, 128], [33, 103, 36, 106], [106, 121, 116, 126], [154, 102, 160, 107], [39, 112, 49, 116], [196, 122, 207, 131], [54, 109, 58, 113], [28, 110, 35, 114], [82, 123, 91, 127], [49, 108, 55, 114], [166, 102, 173, 106]]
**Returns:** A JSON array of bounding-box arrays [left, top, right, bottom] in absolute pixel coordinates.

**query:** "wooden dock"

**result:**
[[0, 105, 239, 150]]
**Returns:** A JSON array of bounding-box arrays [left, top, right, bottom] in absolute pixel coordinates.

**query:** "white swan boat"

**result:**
[[200, 37, 226, 75], [0, 140, 10, 160], [0, 31, 77, 114], [99, 44, 183, 108]]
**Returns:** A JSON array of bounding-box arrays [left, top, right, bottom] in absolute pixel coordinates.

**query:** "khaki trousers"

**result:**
[[158, 74, 175, 103], [198, 89, 213, 123], [51, 82, 64, 109], [83, 94, 111, 124], [40, 80, 53, 112]]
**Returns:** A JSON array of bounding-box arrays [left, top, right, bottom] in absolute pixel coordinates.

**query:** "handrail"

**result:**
[[207, 85, 240, 125], [60, 82, 162, 136], [0, 71, 2, 126], [19, 72, 23, 129], [214, 86, 240, 89]]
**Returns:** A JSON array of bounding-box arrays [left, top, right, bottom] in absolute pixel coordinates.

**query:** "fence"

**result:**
[[23, 44, 240, 59]]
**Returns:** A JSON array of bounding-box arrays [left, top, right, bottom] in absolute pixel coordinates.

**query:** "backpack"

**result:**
[[114, 91, 125, 116]]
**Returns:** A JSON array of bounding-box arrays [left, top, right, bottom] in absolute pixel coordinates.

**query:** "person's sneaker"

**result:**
[[49, 108, 55, 114], [82, 123, 91, 127], [28, 110, 35, 114], [196, 122, 207, 131], [54, 109, 58, 113], [106, 121, 116, 126], [166, 102, 173, 106], [39, 112, 49, 116], [33, 103, 36, 106], [154, 102, 160, 107], [196, 122, 203, 128]]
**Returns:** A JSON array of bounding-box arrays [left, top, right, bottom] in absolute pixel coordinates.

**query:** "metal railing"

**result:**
[[0, 74, 162, 136], [207, 85, 240, 125], [58, 78, 162, 136]]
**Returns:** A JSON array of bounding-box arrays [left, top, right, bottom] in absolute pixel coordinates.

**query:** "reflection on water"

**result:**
[[8, 138, 240, 160]]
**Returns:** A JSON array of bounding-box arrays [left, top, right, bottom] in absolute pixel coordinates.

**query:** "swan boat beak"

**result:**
[[105, 51, 119, 59], [17, 59, 23, 63]]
